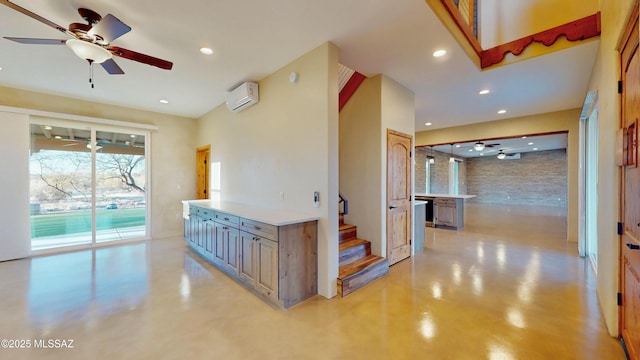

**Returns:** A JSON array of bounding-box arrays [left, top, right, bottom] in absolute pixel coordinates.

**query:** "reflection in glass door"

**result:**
[[29, 123, 147, 251]]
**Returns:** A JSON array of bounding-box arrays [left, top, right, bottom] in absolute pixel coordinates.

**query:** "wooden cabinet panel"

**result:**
[[239, 231, 257, 285], [185, 204, 317, 308], [225, 227, 240, 275], [256, 238, 278, 301]]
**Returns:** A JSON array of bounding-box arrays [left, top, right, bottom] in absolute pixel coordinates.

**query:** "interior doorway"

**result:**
[[196, 145, 210, 199]]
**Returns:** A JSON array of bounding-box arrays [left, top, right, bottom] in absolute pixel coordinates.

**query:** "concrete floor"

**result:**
[[0, 203, 626, 359]]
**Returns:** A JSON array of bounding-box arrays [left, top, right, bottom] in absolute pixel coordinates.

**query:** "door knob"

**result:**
[[389, 205, 397, 209]]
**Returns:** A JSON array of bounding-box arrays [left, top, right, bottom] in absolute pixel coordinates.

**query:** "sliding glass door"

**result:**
[[29, 122, 148, 251]]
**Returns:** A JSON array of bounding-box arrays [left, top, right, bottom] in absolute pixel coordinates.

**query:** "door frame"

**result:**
[[196, 145, 210, 199]]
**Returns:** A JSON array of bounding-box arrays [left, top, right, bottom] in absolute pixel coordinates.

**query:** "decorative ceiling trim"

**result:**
[[339, 71, 366, 111], [480, 13, 601, 69]]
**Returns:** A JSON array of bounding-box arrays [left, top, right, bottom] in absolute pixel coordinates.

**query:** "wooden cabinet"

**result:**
[[239, 230, 278, 302], [185, 204, 317, 308], [434, 198, 464, 229]]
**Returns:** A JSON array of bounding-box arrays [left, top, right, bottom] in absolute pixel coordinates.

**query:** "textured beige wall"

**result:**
[[481, 0, 599, 48], [339, 75, 415, 257], [0, 86, 197, 240], [196, 42, 339, 298]]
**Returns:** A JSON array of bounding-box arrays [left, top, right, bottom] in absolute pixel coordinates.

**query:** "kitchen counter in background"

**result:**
[[414, 194, 476, 230]]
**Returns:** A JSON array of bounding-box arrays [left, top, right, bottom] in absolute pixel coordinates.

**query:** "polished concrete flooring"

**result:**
[[0, 203, 626, 359]]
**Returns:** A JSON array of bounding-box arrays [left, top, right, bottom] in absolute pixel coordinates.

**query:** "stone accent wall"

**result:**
[[466, 149, 567, 207]]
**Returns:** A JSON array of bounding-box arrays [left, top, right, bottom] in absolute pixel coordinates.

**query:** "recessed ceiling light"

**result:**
[[43, 125, 53, 130], [200, 47, 214, 55], [130, 134, 136, 138], [479, 153, 484, 156], [433, 49, 447, 57], [528, 142, 534, 145], [159, 99, 169, 104], [425, 122, 432, 126], [533, 147, 538, 151], [498, 109, 507, 114], [522, 136, 527, 139], [455, 144, 461, 148], [54, 135, 62, 140], [478, 89, 490, 95], [468, 149, 473, 152]]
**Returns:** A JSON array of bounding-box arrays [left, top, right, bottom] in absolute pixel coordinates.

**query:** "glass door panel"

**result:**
[[95, 131, 146, 243], [30, 124, 93, 250]]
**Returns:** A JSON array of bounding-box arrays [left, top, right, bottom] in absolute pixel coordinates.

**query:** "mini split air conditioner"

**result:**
[[226, 82, 259, 112]]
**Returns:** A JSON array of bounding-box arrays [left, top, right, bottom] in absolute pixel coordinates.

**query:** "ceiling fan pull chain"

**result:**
[[88, 59, 94, 88]]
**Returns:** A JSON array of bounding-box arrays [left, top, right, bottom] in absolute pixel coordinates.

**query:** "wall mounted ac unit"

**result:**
[[226, 82, 259, 112]]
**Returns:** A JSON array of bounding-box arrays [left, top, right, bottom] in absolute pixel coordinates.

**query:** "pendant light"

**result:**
[[474, 141, 485, 151]]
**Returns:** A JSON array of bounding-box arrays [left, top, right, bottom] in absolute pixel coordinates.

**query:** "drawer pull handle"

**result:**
[[224, 217, 230, 221], [627, 243, 640, 250], [255, 226, 262, 230]]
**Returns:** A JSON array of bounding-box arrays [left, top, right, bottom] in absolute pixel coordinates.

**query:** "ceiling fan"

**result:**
[[0, 1, 173, 83]]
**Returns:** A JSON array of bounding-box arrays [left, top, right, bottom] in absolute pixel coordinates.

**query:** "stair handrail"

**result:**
[[338, 193, 348, 215]]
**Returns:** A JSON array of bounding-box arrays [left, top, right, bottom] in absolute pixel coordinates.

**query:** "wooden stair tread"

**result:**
[[338, 255, 387, 280], [339, 238, 370, 252], [339, 224, 356, 231]]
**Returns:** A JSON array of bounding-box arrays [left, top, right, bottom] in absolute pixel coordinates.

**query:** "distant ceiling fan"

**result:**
[[0, 0, 173, 85]]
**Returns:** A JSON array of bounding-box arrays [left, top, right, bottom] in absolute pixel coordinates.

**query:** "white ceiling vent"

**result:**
[[226, 82, 259, 112]]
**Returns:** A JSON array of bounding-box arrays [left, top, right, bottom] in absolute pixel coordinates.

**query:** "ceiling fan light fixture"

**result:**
[[86, 142, 102, 150], [473, 142, 485, 151], [497, 151, 506, 160], [66, 39, 112, 64]]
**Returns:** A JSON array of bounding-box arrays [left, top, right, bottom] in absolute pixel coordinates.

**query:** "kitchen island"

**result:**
[[414, 193, 476, 230], [182, 199, 319, 308]]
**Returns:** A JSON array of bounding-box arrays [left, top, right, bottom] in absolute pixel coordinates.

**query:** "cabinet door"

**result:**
[[196, 217, 206, 252], [436, 205, 456, 226], [256, 238, 278, 301], [225, 228, 240, 275], [239, 231, 257, 285], [183, 218, 190, 242], [203, 220, 215, 260], [212, 222, 226, 266], [189, 216, 199, 247]]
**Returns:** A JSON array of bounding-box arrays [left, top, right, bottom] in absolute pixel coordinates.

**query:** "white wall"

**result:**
[[0, 111, 30, 261], [196, 42, 340, 298], [0, 86, 197, 242]]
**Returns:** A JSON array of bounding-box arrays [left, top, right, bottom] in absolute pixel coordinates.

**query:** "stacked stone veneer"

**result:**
[[415, 147, 567, 207]]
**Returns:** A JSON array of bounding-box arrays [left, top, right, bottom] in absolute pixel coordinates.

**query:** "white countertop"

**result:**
[[414, 193, 477, 199], [183, 200, 320, 226]]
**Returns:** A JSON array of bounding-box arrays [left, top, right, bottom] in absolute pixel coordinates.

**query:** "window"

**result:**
[[29, 122, 149, 251]]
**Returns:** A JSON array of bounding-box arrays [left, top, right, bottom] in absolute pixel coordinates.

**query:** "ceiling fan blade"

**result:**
[[88, 14, 131, 44], [4, 37, 65, 45], [0, 0, 74, 37], [101, 58, 125, 75], [109, 46, 173, 70]]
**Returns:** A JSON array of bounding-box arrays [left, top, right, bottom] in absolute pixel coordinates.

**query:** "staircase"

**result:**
[[337, 214, 389, 296]]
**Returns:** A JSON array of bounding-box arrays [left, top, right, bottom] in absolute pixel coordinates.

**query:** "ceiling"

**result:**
[[426, 133, 568, 159], [0, 0, 598, 132]]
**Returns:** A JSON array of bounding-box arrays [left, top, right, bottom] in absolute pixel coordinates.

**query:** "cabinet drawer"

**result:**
[[214, 211, 239, 227], [435, 198, 456, 206], [240, 218, 278, 241], [195, 207, 214, 220]]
